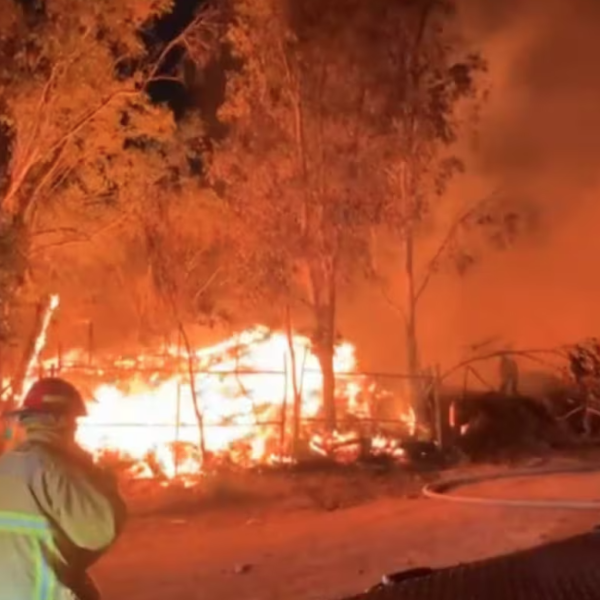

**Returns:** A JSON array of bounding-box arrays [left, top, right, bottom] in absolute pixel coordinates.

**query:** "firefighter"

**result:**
[[0, 377, 127, 600]]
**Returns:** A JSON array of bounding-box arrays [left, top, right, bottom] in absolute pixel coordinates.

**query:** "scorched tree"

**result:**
[[209, 0, 386, 431]]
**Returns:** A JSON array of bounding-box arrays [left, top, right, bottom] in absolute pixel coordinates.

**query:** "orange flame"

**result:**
[[19, 294, 60, 396], [27, 326, 416, 481]]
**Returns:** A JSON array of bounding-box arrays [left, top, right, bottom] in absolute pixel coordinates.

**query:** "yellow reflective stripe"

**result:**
[[0, 511, 56, 600], [0, 511, 51, 537], [34, 540, 43, 600], [35, 540, 56, 600]]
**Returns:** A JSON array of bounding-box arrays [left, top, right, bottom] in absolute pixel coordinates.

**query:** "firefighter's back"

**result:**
[[0, 441, 60, 600], [0, 378, 126, 600]]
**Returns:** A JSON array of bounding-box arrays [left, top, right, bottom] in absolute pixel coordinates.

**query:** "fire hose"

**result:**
[[357, 465, 600, 596], [422, 463, 600, 509]]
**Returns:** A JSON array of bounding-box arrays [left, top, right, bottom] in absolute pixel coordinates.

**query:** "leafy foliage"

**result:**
[[210, 0, 406, 427], [207, 0, 493, 426], [449, 192, 539, 274], [211, 0, 383, 308], [0, 215, 26, 340], [0, 0, 176, 218], [0, 0, 221, 347], [138, 166, 228, 334], [361, 0, 486, 237]]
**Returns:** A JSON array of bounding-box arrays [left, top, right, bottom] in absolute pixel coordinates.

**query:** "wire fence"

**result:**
[[63, 365, 427, 475], [0, 318, 442, 468], [69, 367, 423, 431]]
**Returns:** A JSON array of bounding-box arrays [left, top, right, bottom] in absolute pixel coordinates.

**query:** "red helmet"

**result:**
[[13, 377, 87, 418]]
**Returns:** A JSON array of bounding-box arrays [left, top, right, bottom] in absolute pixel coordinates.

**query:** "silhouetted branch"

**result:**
[[145, 5, 221, 85], [440, 346, 571, 384], [414, 187, 504, 303]]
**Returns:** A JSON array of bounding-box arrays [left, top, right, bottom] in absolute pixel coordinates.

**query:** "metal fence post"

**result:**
[[280, 352, 288, 457], [175, 379, 181, 478], [433, 364, 445, 449]]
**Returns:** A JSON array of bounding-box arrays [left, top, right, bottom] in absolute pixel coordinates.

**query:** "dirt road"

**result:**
[[93, 470, 600, 600]]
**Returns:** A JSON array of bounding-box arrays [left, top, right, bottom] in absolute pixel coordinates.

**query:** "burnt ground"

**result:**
[[92, 455, 600, 600]]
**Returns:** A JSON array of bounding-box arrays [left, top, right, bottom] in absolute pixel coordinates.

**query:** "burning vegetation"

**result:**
[[71, 327, 414, 480], [11, 300, 416, 482]]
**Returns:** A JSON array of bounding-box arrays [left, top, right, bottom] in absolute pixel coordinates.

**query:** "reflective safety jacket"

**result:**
[[0, 429, 127, 600]]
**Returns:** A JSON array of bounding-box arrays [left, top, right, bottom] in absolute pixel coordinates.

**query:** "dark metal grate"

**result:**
[[344, 532, 600, 600]]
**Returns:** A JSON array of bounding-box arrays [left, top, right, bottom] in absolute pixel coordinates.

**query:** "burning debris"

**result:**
[[309, 431, 411, 464]]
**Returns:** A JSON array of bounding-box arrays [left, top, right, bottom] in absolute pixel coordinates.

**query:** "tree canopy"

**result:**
[[209, 0, 402, 428], [0, 0, 219, 349], [208, 0, 489, 428]]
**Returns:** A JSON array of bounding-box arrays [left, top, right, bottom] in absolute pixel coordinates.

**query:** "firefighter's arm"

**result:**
[[32, 458, 127, 552]]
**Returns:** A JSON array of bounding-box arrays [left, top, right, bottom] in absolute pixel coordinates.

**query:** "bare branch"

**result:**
[[466, 365, 494, 390], [24, 145, 70, 221], [30, 211, 132, 253], [193, 267, 222, 303], [3, 27, 95, 215], [148, 75, 185, 86], [12, 62, 60, 172], [378, 280, 407, 325], [413, 0, 437, 52], [145, 5, 221, 85], [31, 226, 83, 239], [414, 186, 504, 303], [440, 345, 571, 384], [1, 88, 138, 217]]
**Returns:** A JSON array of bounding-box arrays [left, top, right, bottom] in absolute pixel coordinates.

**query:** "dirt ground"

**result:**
[[93, 461, 600, 600]]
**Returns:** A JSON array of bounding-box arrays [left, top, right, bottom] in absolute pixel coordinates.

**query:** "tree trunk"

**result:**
[[315, 340, 336, 432], [404, 230, 430, 431], [176, 319, 206, 465], [284, 305, 303, 456], [313, 282, 337, 432]]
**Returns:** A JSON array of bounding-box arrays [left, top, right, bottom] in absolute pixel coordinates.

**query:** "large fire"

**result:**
[[72, 327, 415, 479], [78, 327, 357, 475], [10, 302, 416, 482]]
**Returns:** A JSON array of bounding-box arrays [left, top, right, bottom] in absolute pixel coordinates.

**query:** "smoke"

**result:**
[[472, 0, 600, 185], [446, 0, 600, 364], [346, 0, 600, 376]]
